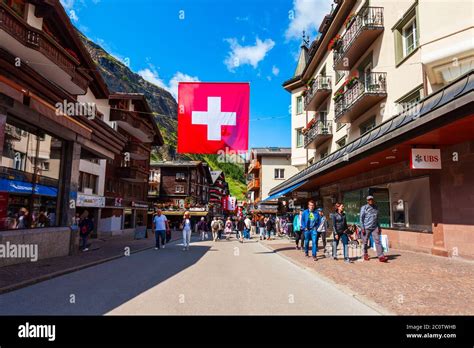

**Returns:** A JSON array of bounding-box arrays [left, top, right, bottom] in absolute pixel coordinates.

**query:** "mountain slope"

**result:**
[[79, 33, 246, 199]]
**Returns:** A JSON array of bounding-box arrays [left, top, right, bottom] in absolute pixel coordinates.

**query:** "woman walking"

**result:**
[[293, 210, 304, 250], [181, 211, 193, 251], [224, 217, 233, 240], [258, 216, 266, 240], [331, 203, 350, 263], [197, 217, 208, 241]]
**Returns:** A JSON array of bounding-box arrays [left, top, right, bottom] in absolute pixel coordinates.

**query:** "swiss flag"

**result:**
[[177, 82, 249, 154]]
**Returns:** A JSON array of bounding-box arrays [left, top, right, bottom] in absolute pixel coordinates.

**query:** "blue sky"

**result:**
[[61, 0, 331, 148]]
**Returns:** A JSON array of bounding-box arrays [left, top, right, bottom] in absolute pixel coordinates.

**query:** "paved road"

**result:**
[[0, 235, 379, 315]]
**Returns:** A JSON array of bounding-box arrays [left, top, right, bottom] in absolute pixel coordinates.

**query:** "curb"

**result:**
[[258, 241, 394, 315], [0, 236, 181, 295]]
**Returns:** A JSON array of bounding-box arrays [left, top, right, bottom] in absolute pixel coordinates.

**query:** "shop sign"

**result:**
[[77, 194, 105, 208], [292, 191, 309, 199], [411, 149, 442, 169], [189, 207, 206, 212], [131, 202, 149, 209]]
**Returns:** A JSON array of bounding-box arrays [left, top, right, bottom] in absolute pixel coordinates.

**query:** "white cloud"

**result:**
[[138, 68, 199, 99], [69, 9, 79, 22], [60, 0, 76, 10], [224, 37, 275, 72], [272, 65, 280, 76], [285, 0, 332, 41]]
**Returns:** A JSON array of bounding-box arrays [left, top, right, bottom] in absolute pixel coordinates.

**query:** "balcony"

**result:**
[[0, 3, 90, 94], [117, 165, 149, 183], [110, 108, 154, 142], [4, 124, 22, 141], [335, 72, 387, 123], [304, 76, 332, 111], [304, 118, 333, 149], [248, 159, 261, 174], [125, 141, 149, 161], [333, 7, 384, 71], [247, 178, 260, 192]]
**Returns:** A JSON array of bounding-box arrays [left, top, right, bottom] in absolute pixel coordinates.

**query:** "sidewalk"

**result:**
[[0, 230, 182, 294], [261, 238, 474, 315]]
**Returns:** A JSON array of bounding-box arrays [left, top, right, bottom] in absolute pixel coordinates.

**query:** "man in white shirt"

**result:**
[[152, 209, 169, 250], [244, 216, 252, 240]]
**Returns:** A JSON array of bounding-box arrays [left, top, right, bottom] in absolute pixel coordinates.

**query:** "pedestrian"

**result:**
[[301, 200, 321, 261], [258, 215, 266, 240], [250, 217, 257, 237], [217, 217, 224, 240], [17, 207, 31, 229], [265, 216, 274, 240], [197, 217, 208, 241], [360, 196, 388, 262], [78, 210, 93, 252], [281, 216, 289, 236], [331, 203, 350, 263], [152, 209, 169, 250], [316, 208, 328, 254], [244, 215, 252, 240], [211, 217, 219, 241], [37, 207, 49, 228], [181, 211, 193, 251], [224, 217, 233, 240], [293, 210, 304, 250], [237, 216, 245, 243]]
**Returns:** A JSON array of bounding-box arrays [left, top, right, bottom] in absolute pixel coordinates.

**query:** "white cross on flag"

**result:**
[[177, 82, 249, 154]]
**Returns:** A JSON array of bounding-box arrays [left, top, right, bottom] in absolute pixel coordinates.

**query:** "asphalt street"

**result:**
[[0, 235, 380, 315]]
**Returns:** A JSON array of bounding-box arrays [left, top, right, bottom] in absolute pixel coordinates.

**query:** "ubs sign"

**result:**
[[410, 148, 442, 169]]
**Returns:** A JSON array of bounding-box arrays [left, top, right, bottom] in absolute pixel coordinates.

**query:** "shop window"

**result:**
[[388, 177, 432, 232], [123, 209, 133, 229], [343, 188, 390, 228], [0, 119, 63, 230]]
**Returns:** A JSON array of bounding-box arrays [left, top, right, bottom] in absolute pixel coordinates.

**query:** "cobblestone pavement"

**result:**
[[0, 230, 182, 293], [261, 237, 474, 315]]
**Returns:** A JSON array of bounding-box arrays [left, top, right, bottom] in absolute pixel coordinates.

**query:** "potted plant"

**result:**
[[333, 86, 344, 101], [344, 13, 356, 28], [327, 34, 342, 51]]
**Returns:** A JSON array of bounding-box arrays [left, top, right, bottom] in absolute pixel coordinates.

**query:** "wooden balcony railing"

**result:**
[[304, 75, 332, 111], [335, 72, 387, 123], [333, 7, 384, 70], [247, 178, 260, 191], [0, 3, 90, 91], [248, 159, 261, 173]]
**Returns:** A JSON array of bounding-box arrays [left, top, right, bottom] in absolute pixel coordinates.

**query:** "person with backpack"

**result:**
[[79, 210, 94, 252], [244, 215, 252, 240], [360, 195, 388, 262], [316, 208, 329, 254], [331, 203, 350, 263], [197, 217, 208, 241], [293, 210, 304, 250], [211, 217, 219, 242], [301, 200, 322, 261], [217, 217, 224, 240]]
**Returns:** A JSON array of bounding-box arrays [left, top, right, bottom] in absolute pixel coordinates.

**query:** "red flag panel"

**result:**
[[177, 82, 249, 154]]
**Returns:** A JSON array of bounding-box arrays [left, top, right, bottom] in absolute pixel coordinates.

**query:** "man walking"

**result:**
[[152, 209, 169, 250], [236, 216, 245, 243], [78, 211, 93, 252], [197, 217, 208, 241], [211, 217, 219, 242], [360, 195, 388, 262], [301, 200, 321, 261]]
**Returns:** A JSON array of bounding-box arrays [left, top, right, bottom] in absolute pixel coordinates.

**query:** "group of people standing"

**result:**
[[292, 196, 388, 263]]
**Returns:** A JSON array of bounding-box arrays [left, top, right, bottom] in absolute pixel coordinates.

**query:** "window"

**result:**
[[176, 172, 186, 181], [274, 169, 285, 179], [359, 116, 376, 135], [396, 86, 423, 112], [320, 148, 329, 159], [336, 122, 346, 131], [175, 185, 185, 193], [335, 70, 345, 84], [402, 18, 417, 56], [296, 128, 304, 148], [393, 3, 419, 65], [79, 172, 98, 194], [343, 188, 390, 228], [336, 136, 347, 149], [0, 119, 63, 230], [296, 96, 303, 114]]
